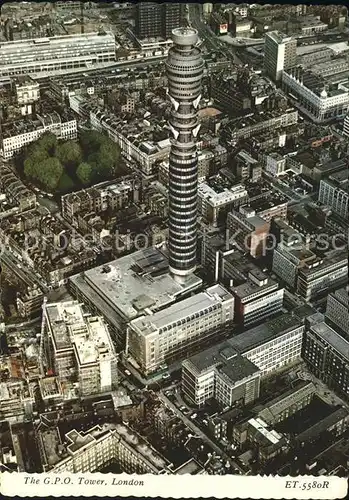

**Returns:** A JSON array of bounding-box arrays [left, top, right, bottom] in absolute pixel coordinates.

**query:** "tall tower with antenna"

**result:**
[[165, 27, 204, 281]]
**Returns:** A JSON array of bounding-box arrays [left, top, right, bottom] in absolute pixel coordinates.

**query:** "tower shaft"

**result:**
[[166, 27, 204, 279]]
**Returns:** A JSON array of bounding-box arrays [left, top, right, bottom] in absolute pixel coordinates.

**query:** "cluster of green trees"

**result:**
[[23, 130, 122, 193]]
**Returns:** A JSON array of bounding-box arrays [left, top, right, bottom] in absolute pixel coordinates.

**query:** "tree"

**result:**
[[58, 172, 75, 192], [97, 140, 121, 174], [39, 158, 63, 190], [37, 132, 57, 154], [56, 141, 82, 168], [24, 158, 40, 179], [76, 162, 93, 186], [79, 130, 107, 156]]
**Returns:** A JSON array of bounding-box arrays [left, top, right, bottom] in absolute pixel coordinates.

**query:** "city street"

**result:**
[[159, 391, 245, 474]]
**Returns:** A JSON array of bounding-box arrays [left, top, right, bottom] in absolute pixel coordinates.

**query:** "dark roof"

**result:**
[[310, 322, 349, 360], [217, 355, 260, 385], [185, 314, 302, 373]]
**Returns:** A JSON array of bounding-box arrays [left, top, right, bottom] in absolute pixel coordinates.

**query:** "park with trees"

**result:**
[[21, 130, 124, 193]]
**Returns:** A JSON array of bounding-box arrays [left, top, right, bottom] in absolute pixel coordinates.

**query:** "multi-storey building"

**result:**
[[264, 32, 297, 82], [135, 3, 181, 40], [282, 67, 349, 123], [45, 423, 172, 473], [1, 112, 77, 159], [231, 273, 284, 327], [297, 250, 348, 302], [265, 153, 286, 176], [325, 288, 349, 339], [344, 113, 349, 137], [127, 284, 234, 376], [135, 2, 163, 39], [272, 243, 317, 289], [227, 207, 270, 258], [69, 247, 202, 350], [0, 32, 116, 77], [318, 169, 348, 220], [198, 182, 248, 227], [61, 177, 141, 224], [183, 314, 304, 406], [162, 3, 182, 39], [43, 301, 118, 396], [182, 350, 261, 408], [303, 321, 349, 400]]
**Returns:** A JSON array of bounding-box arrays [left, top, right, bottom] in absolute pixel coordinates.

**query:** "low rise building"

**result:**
[[61, 176, 141, 224], [224, 108, 298, 144], [40, 422, 172, 473], [0, 378, 34, 423], [127, 284, 234, 376], [235, 150, 262, 182], [0, 164, 36, 211], [282, 67, 349, 123], [16, 285, 44, 319]]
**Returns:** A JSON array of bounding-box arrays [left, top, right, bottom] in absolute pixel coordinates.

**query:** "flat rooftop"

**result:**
[[331, 287, 348, 307], [310, 322, 349, 360], [232, 278, 279, 300], [72, 248, 202, 322], [45, 301, 85, 351], [45, 301, 115, 364], [130, 284, 233, 337], [184, 314, 302, 373]]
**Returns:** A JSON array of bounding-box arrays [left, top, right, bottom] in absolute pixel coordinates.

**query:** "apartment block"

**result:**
[[127, 284, 234, 376], [1, 112, 77, 159]]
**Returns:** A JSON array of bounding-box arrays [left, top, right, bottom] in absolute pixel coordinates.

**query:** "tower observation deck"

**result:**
[[166, 27, 204, 280]]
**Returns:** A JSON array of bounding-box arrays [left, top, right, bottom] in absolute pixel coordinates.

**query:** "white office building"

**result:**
[[183, 314, 303, 407], [264, 32, 297, 82], [318, 170, 348, 220], [44, 301, 118, 397], [127, 284, 234, 376], [282, 68, 349, 123], [265, 153, 286, 177]]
